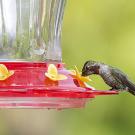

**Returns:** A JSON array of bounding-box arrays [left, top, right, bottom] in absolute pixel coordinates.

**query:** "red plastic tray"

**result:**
[[0, 62, 118, 109]]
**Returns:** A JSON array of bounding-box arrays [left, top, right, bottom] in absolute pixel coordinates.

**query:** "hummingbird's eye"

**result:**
[[86, 66, 90, 70]]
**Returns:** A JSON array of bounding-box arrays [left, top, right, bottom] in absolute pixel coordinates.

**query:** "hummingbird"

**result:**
[[82, 60, 135, 95]]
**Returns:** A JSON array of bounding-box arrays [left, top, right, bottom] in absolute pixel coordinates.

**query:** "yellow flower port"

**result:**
[[0, 64, 14, 81], [45, 64, 67, 81], [70, 66, 91, 87]]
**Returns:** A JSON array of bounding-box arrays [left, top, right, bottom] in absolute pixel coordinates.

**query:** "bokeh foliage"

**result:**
[[60, 0, 135, 135]]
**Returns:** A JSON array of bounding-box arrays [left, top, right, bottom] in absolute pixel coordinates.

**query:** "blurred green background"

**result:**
[[0, 0, 135, 135], [61, 0, 135, 135]]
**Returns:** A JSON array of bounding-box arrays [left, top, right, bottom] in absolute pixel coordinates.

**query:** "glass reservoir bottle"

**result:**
[[0, 0, 64, 61]]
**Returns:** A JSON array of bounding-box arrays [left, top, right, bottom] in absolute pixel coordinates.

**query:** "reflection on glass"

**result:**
[[0, 0, 66, 61]]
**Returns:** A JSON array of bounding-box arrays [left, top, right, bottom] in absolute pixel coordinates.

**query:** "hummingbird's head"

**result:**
[[82, 60, 100, 76]]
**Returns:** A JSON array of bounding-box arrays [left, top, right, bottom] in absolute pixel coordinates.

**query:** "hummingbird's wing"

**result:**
[[111, 67, 135, 95], [110, 68, 127, 84]]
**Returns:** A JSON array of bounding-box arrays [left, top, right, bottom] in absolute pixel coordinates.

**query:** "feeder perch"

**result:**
[[0, 0, 118, 109]]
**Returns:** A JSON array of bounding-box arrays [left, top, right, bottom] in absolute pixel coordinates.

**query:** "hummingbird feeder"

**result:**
[[0, 0, 118, 109]]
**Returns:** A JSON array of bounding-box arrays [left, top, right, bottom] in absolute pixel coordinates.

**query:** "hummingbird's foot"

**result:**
[[109, 88, 117, 91], [109, 88, 114, 91]]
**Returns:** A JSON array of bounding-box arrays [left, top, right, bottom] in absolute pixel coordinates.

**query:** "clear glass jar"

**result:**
[[0, 0, 65, 61]]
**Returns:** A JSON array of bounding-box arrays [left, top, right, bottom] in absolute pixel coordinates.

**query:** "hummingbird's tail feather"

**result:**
[[128, 89, 135, 95], [124, 79, 135, 95]]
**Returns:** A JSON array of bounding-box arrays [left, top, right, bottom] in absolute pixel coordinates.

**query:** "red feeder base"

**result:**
[[0, 62, 118, 109]]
